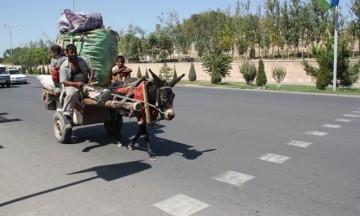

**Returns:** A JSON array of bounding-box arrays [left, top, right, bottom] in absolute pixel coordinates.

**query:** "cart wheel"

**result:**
[[53, 112, 72, 143], [104, 113, 123, 137]]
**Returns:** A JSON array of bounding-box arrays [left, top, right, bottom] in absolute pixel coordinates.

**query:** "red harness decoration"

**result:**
[[116, 82, 158, 124]]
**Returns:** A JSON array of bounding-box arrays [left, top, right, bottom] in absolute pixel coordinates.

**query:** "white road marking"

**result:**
[[153, 194, 209, 216], [335, 118, 352, 122], [306, 131, 328, 136], [258, 153, 290, 164], [287, 140, 312, 148], [322, 124, 341, 128], [343, 114, 360, 118], [212, 170, 255, 186]]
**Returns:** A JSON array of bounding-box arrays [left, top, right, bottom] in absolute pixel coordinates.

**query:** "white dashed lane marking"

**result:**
[[322, 124, 341, 128], [343, 114, 360, 118], [258, 153, 290, 164], [306, 131, 328, 136], [287, 140, 312, 148], [153, 194, 209, 216], [212, 170, 255, 186], [335, 118, 351, 122]]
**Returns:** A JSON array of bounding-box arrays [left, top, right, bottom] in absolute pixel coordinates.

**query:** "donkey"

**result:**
[[127, 69, 184, 160]]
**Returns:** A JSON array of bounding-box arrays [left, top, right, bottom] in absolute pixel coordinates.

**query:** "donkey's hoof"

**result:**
[[127, 145, 134, 151], [116, 143, 122, 147], [149, 154, 157, 161]]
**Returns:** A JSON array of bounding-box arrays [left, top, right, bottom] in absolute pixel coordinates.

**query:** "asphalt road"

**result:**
[[1, 77, 360, 216]]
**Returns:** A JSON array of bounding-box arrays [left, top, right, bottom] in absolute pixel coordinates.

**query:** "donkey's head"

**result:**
[[147, 69, 185, 120]]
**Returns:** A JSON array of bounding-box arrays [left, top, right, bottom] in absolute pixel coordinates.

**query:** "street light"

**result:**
[[3, 24, 18, 66]]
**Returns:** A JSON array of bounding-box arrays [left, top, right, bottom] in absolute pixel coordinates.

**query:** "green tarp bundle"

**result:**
[[57, 28, 118, 87]]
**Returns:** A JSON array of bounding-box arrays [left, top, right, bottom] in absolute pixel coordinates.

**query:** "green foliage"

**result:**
[[159, 73, 163, 80], [137, 66, 142, 78], [272, 65, 287, 87], [188, 62, 197, 81], [211, 68, 222, 84], [183, 10, 235, 57], [159, 62, 173, 80], [302, 59, 317, 77], [202, 52, 232, 79], [239, 60, 257, 85], [343, 59, 360, 89], [256, 59, 267, 86], [316, 67, 331, 90], [304, 37, 353, 90]]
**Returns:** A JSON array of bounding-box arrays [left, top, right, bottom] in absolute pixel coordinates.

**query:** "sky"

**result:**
[[0, 0, 353, 57]]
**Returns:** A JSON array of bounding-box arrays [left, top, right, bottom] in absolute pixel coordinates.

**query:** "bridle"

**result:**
[[155, 86, 172, 109]]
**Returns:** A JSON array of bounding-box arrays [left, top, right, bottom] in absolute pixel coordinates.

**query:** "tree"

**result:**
[[349, 0, 360, 51], [183, 10, 235, 57], [159, 62, 173, 80], [264, 0, 283, 57], [202, 52, 232, 81], [256, 58, 267, 86], [272, 65, 287, 87], [303, 37, 353, 89], [239, 60, 257, 85], [188, 62, 197, 81]]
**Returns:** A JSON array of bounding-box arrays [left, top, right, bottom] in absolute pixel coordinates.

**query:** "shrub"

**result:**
[[188, 62, 197, 81], [136, 66, 142, 78], [239, 60, 257, 85], [272, 65, 287, 87], [256, 59, 267, 86]]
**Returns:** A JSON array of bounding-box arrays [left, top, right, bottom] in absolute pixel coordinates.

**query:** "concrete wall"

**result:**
[[127, 59, 320, 85], [128, 59, 360, 85]]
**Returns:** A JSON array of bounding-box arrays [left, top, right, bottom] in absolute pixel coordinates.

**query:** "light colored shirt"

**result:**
[[50, 55, 66, 70], [59, 56, 93, 84]]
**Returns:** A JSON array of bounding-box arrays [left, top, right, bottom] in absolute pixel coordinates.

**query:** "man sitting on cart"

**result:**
[[59, 44, 100, 120]]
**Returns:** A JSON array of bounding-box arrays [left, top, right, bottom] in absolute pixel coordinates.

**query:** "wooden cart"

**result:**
[[42, 88, 135, 144]]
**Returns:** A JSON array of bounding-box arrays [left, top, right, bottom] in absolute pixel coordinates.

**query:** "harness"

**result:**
[[112, 81, 165, 125]]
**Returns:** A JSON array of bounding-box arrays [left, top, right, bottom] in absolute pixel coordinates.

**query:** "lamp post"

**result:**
[[3, 24, 17, 66]]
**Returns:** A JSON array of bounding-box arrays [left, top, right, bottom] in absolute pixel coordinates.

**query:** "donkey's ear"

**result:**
[[149, 69, 163, 85], [169, 73, 185, 87]]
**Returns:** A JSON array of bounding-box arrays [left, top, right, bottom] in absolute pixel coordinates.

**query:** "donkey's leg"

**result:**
[[128, 125, 143, 150], [141, 125, 156, 160]]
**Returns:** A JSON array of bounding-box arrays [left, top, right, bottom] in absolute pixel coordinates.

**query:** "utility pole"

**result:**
[[332, 6, 338, 92], [3, 24, 18, 66]]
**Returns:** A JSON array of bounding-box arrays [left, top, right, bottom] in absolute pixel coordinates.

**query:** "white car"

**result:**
[[8, 69, 27, 84]]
